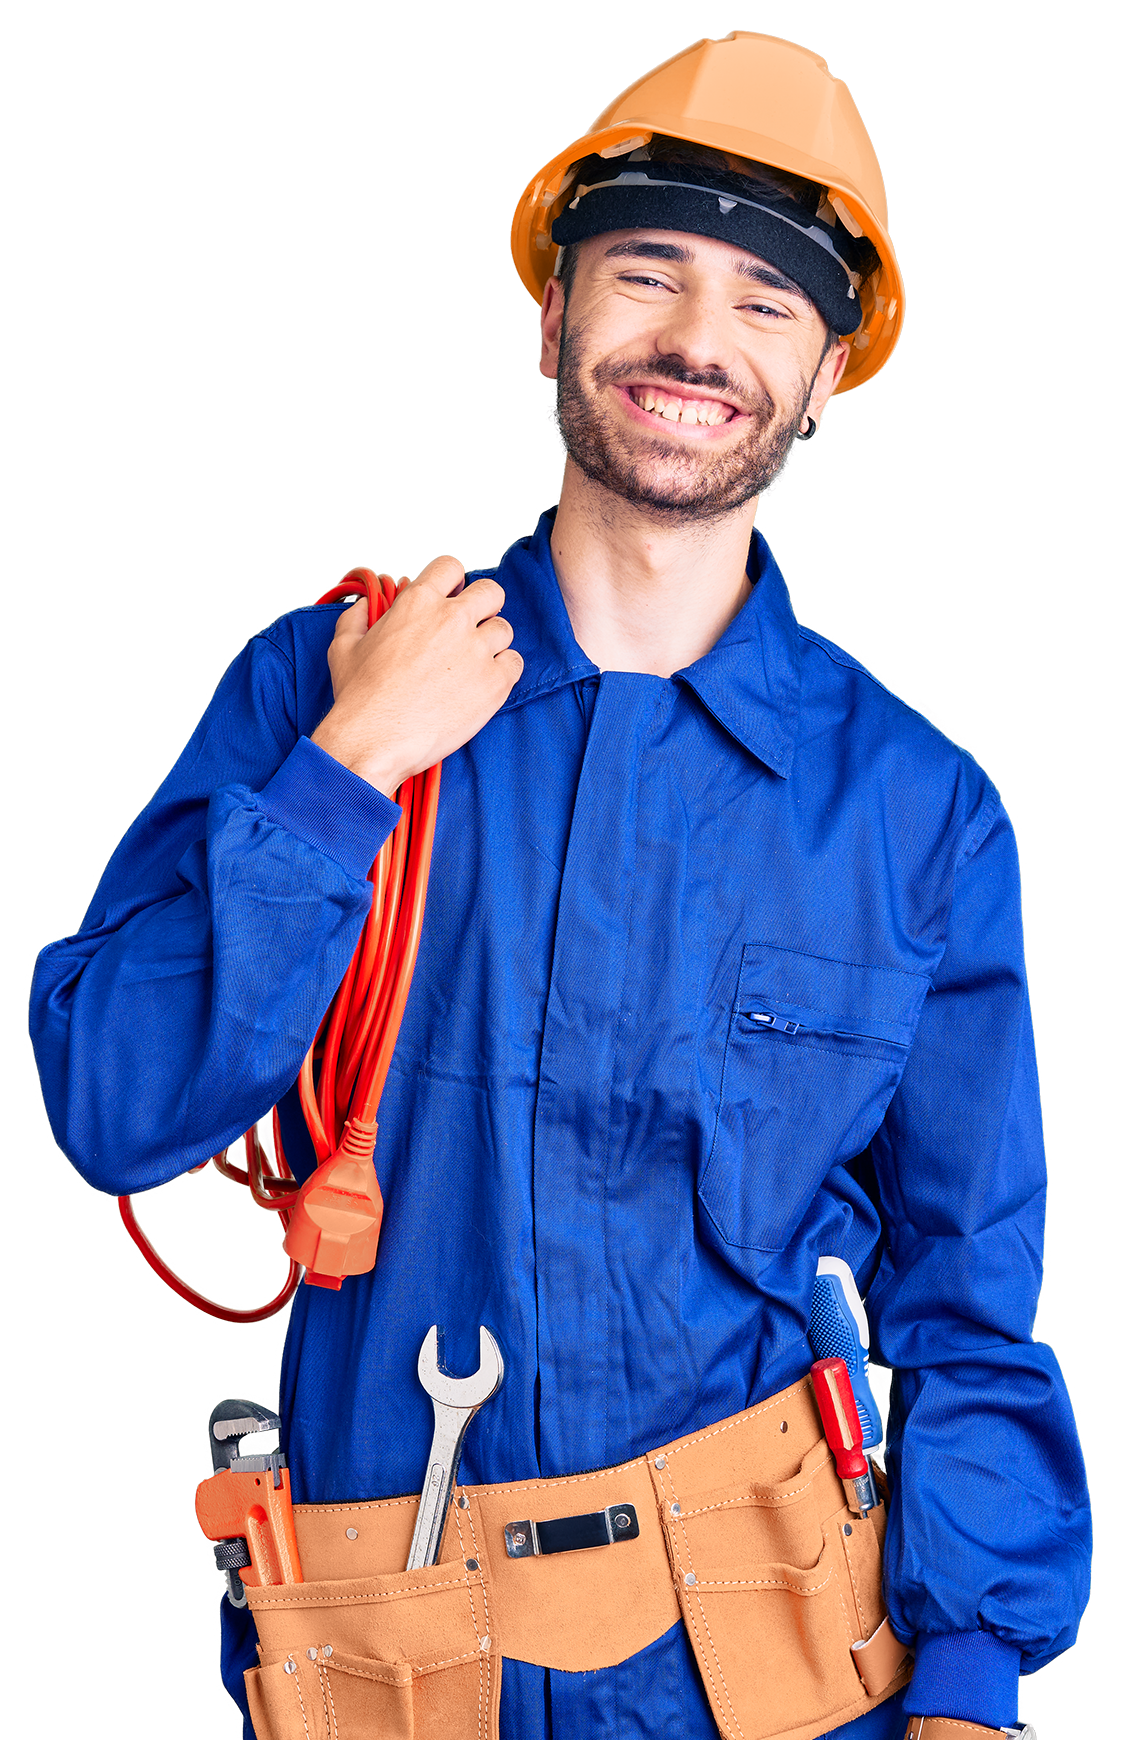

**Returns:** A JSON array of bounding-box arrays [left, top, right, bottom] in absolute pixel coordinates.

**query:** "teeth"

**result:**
[[631, 389, 731, 426]]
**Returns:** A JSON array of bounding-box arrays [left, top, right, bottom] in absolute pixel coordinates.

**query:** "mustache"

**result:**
[[592, 352, 772, 416]]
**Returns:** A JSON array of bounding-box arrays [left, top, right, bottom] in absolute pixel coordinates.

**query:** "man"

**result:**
[[31, 32, 1088, 1740]]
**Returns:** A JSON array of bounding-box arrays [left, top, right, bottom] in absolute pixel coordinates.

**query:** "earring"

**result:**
[[796, 416, 817, 441]]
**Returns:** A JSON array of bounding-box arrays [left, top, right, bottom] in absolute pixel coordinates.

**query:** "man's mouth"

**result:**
[[623, 385, 741, 427]]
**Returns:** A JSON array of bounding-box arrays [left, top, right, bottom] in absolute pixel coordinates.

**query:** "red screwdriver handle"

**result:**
[[811, 1357, 869, 1480]]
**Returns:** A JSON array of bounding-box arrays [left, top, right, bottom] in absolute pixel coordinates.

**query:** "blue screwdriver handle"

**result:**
[[809, 1257, 883, 1450]]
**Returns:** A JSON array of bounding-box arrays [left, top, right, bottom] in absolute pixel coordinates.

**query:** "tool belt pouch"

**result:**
[[653, 1388, 907, 1740], [240, 1379, 907, 1740], [243, 1547, 498, 1740]]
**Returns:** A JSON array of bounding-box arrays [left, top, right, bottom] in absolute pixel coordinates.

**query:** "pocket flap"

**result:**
[[737, 942, 928, 1046]]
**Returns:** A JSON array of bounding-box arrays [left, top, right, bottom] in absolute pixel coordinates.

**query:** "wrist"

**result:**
[[310, 715, 407, 800]]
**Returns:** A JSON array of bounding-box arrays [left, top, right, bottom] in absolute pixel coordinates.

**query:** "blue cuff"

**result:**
[[257, 737, 401, 882], [904, 1630, 1021, 1728]]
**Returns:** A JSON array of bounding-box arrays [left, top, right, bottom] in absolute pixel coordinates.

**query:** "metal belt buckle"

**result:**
[[1003, 1728, 1038, 1739], [503, 1503, 639, 1558]]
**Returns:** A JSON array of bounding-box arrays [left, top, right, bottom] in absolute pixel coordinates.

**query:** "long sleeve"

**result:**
[[29, 622, 400, 1194], [868, 799, 1091, 1724]]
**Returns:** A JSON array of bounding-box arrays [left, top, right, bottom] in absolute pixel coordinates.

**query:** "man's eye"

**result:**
[[744, 302, 788, 318], [618, 273, 670, 289]]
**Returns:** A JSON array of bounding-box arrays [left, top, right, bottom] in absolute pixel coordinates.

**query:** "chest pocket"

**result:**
[[699, 942, 929, 1254]]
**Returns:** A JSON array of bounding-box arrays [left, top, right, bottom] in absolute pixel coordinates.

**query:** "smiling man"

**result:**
[[533, 218, 848, 680], [551, 230, 838, 511], [31, 31, 1087, 1740]]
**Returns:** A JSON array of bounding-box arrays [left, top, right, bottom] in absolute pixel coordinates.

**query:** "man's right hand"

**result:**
[[310, 555, 524, 796]]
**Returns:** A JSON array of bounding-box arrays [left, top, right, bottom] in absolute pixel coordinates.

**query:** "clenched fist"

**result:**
[[311, 555, 523, 796]]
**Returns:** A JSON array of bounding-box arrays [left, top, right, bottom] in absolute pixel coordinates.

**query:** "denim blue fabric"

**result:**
[[31, 510, 1089, 1735]]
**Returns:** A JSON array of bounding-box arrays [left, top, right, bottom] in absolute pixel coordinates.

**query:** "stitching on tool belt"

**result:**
[[912, 1726, 1006, 1738], [848, 1558, 865, 1638], [834, 1577, 855, 1648], [678, 1470, 823, 1517], [662, 1379, 814, 1463], [697, 1567, 834, 1594], [454, 1500, 488, 1740], [317, 1658, 337, 1740], [293, 1496, 419, 1517], [291, 1669, 313, 1740], [843, 1526, 867, 1636], [252, 1574, 475, 1605], [663, 1458, 744, 1740], [329, 1647, 481, 1682]]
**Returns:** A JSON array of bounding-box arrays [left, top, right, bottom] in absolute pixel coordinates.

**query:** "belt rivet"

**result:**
[[466, 1557, 480, 1572], [345, 1527, 358, 1540], [654, 1456, 667, 1470], [614, 1512, 631, 1528], [283, 1659, 297, 1675], [511, 1529, 528, 1546], [844, 1523, 853, 1536], [457, 1494, 470, 1509], [779, 1421, 788, 1433], [670, 1501, 681, 1516], [307, 1648, 318, 1660], [480, 1635, 491, 1652], [685, 1572, 697, 1587], [323, 1646, 333, 1658]]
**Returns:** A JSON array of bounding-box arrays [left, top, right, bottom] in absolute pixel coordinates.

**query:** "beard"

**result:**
[[555, 320, 810, 523]]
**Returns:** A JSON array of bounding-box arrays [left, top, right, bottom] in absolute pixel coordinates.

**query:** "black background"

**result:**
[[24, 20, 1093, 1733]]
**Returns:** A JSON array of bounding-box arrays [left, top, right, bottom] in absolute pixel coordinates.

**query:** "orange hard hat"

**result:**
[[511, 32, 903, 390]]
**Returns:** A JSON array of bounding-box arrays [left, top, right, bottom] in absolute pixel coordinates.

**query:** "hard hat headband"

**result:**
[[551, 156, 874, 335]]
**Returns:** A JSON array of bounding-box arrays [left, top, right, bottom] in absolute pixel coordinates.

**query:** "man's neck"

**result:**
[[549, 461, 758, 677]]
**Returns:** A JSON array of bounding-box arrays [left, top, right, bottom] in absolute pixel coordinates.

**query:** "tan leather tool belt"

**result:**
[[244, 1375, 912, 1740]]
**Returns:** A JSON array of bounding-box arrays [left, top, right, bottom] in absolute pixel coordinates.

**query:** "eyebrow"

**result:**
[[602, 239, 809, 300]]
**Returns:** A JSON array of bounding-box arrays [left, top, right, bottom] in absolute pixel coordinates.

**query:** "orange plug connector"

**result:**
[[282, 1116, 383, 1289]]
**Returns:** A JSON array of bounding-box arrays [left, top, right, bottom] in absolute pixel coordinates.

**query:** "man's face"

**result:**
[[539, 229, 848, 521]]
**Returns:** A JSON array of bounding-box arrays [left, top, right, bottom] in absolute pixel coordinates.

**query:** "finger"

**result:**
[[461, 576, 507, 621], [413, 555, 467, 597], [331, 597, 369, 641], [479, 613, 514, 652], [495, 648, 524, 681]]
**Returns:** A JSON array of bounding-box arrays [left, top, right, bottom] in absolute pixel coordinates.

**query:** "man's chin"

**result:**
[[575, 451, 766, 521]]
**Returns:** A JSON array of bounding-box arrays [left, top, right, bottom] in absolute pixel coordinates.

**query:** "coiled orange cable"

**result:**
[[118, 569, 440, 1320]]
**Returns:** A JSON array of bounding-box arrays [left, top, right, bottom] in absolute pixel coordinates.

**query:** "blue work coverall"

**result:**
[[31, 510, 1090, 1737]]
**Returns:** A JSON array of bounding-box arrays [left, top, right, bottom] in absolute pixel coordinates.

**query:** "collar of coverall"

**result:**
[[550, 153, 876, 337], [480, 507, 801, 779]]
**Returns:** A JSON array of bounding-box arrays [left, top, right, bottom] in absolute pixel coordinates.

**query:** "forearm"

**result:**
[[868, 804, 1090, 1728], [32, 704, 399, 1193]]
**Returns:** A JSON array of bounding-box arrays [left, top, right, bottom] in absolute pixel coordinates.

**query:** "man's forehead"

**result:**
[[595, 231, 811, 303]]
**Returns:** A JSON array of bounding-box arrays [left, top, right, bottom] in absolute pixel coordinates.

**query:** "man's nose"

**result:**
[[651, 293, 734, 377]]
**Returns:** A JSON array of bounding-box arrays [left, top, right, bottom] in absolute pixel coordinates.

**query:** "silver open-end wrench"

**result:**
[[405, 1324, 504, 1571]]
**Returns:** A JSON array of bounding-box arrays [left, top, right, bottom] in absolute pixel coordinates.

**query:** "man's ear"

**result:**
[[807, 339, 850, 422], [539, 276, 565, 381]]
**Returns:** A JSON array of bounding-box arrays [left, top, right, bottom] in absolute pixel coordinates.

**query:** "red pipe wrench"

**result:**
[[195, 1399, 303, 1604]]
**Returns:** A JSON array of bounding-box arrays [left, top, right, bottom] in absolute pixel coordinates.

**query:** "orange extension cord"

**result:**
[[118, 569, 440, 1321]]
